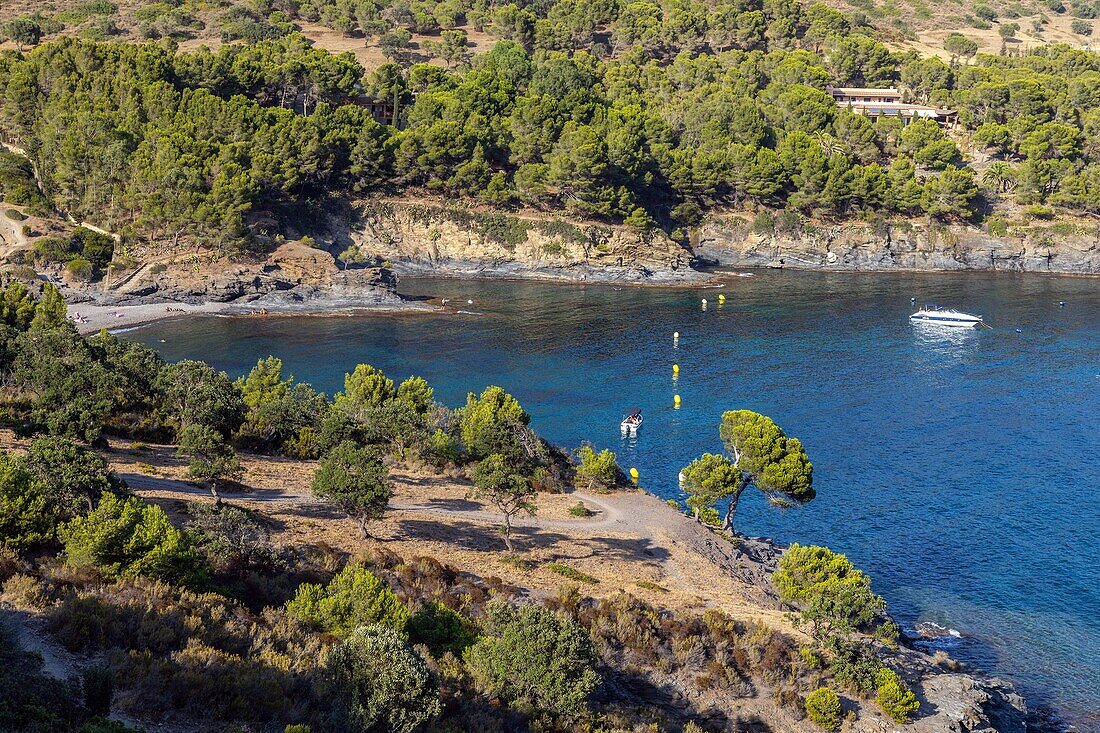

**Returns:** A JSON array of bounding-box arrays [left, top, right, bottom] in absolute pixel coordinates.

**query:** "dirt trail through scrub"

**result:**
[[121, 468, 785, 609]]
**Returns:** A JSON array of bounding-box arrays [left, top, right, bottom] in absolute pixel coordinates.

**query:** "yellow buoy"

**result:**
[[673, 394, 681, 407], [629, 467, 639, 482], [672, 363, 679, 375], [718, 293, 726, 303]]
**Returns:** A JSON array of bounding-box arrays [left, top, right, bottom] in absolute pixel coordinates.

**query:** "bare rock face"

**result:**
[[697, 217, 1100, 275], [351, 200, 708, 284], [70, 240, 406, 308], [912, 674, 1028, 733]]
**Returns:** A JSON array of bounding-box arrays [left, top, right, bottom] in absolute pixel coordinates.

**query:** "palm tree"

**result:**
[[982, 162, 1017, 193]]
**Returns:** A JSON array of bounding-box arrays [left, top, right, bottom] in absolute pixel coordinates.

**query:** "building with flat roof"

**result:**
[[826, 86, 957, 127]]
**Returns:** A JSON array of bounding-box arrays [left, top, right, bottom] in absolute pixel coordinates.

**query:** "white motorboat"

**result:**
[[909, 305, 983, 328], [621, 408, 642, 435]]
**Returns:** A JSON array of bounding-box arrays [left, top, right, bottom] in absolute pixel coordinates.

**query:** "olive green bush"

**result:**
[[464, 601, 600, 718], [805, 686, 842, 730], [875, 668, 920, 722], [286, 563, 409, 636], [326, 625, 442, 733], [574, 444, 621, 491], [60, 492, 206, 585], [773, 544, 888, 642], [408, 600, 477, 657]]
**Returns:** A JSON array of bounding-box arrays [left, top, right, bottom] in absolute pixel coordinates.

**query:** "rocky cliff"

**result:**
[[61, 240, 410, 310], [697, 216, 1100, 275], [349, 199, 707, 283]]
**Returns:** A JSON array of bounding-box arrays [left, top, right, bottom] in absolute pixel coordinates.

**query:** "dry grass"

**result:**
[[0, 1, 504, 74], [890, 13, 1095, 59], [0, 426, 793, 632], [0, 428, 789, 630]]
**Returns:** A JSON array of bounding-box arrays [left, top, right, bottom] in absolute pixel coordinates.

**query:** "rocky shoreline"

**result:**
[[384, 256, 716, 285], [697, 216, 1100, 275], [636, 488, 1033, 733]]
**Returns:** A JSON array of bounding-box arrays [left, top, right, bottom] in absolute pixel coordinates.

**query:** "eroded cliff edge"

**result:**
[[349, 199, 707, 283], [696, 215, 1100, 274]]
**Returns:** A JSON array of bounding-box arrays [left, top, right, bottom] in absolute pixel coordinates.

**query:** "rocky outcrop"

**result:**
[[349, 199, 709, 284], [62, 240, 410, 310], [697, 216, 1100, 275], [661, 512, 1033, 733]]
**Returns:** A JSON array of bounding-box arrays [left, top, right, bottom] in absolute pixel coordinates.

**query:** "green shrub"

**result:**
[[408, 600, 477, 656], [25, 435, 116, 520], [82, 665, 114, 717], [60, 492, 206, 584], [805, 687, 842, 730], [1025, 205, 1054, 219], [800, 645, 824, 669], [875, 668, 920, 722], [327, 625, 442, 733], [34, 235, 77, 264], [568, 501, 592, 517], [4, 208, 26, 221], [65, 256, 95, 281], [987, 216, 1009, 237], [826, 638, 880, 696], [457, 385, 531, 461], [0, 452, 54, 550], [773, 544, 886, 642], [464, 601, 601, 717], [184, 501, 278, 571], [79, 718, 143, 733], [73, 227, 115, 268], [698, 505, 722, 527], [286, 562, 409, 636], [545, 562, 598, 584], [752, 210, 775, 235], [0, 152, 50, 214], [574, 444, 620, 491]]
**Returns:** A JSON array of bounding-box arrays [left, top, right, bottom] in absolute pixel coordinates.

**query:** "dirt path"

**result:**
[[121, 467, 786, 612], [8, 611, 78, 680], [0, 208, 30, 258], [126, 471, 628, 532]]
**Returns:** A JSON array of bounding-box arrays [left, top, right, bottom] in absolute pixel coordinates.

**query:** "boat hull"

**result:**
[[910, 315, 981, 328]]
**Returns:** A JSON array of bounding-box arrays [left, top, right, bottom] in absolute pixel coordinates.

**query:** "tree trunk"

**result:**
[[502, 513, 513, 552], [693, 505, 701, 523], [722, 489, 743, 532], [357, 515, 370, 539], [210, 480, 221, 507]]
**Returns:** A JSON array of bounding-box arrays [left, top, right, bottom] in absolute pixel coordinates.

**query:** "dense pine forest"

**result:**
[[0, 0, 1098, 251]]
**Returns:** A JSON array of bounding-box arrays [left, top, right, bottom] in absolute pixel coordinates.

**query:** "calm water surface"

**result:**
[[132, 270, 1100, 729]]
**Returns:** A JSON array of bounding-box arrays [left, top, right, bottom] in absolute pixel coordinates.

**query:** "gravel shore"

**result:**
[[67, 297, 435, 335]]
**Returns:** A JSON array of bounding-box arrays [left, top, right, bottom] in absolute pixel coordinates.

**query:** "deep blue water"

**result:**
[[131, 270, 1100, 730]]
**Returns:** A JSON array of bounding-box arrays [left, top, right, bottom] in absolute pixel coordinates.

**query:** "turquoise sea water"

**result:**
[[131, 270, 1100, 730]]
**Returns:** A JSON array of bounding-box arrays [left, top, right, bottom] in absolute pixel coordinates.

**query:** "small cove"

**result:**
[[132, 269, 1100, 730]]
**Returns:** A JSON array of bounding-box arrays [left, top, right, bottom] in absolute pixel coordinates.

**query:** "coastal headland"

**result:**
[[0, 426, 1029, 732]]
